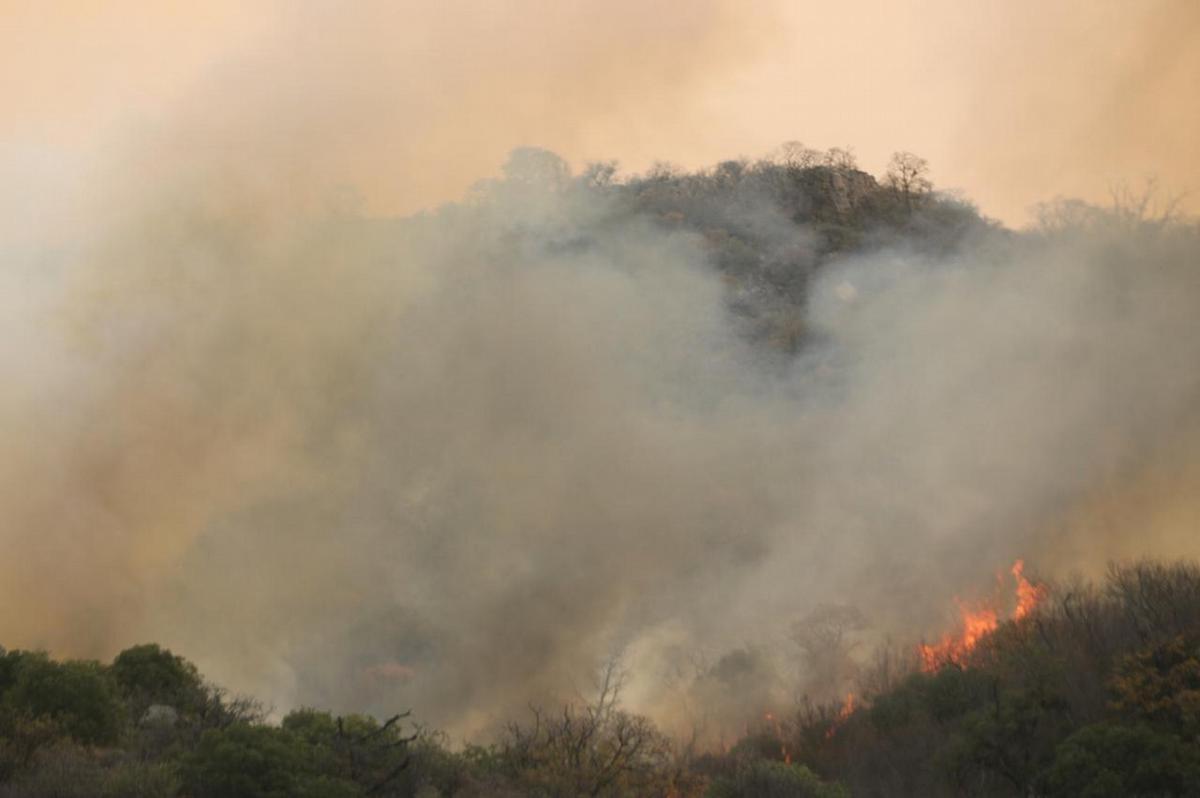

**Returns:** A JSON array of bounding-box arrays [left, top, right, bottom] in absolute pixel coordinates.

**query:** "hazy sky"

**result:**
[[3, 0, 1196, 225]]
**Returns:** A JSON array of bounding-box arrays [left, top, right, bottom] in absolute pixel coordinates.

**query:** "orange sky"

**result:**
[[3, 0, 1197, 225]]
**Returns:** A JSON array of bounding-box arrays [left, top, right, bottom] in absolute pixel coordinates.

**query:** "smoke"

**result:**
[[948, 0, 1200, 223], [3, 134, 1199, 739], [8, 2, 1198, 224], [2, 1, 1199, 741]]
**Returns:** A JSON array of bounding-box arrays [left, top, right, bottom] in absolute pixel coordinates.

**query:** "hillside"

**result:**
[[3, 560, 1199, 796], [3, 149, 1200, 796]]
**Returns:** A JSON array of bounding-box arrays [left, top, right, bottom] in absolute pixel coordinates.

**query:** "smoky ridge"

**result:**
[[2, 140, 1199, 750]]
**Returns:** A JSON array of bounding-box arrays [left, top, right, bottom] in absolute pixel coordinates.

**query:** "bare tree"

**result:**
[[580, 161, 619, 190], [1108, 179, 1186, 228], [823, 147, 858, 172], [775, 141, 821, 169], [791, 604, 868, 699], [501, 659, 677, 797], [885, 151, 932, 211]]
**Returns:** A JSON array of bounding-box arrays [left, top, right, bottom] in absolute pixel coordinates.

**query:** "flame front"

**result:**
[[825, 692, 857, 740], [1012, 559, 1047, 620], [918, 605, 998, 671], [919, 560, 1045, 671]]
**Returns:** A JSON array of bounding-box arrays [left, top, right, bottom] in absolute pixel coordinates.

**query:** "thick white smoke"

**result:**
[[1, 136, 1198, 740]]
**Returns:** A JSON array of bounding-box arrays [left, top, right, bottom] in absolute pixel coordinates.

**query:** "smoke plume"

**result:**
[[1, 1, 1198, 741]]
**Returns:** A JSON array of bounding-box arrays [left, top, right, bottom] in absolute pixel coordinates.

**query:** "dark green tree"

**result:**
[[4, 653, 125, 746], [111, 643, 207, 717], [1041, 723, 1200, 797], [180, 723, 360, 798]]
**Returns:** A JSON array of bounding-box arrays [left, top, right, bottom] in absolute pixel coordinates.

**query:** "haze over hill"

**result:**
[[1, 139, 1198, 742]]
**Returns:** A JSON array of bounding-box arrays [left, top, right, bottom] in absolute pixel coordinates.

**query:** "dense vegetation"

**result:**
[[3, 560, 1199, 796], [504, 144, 993, 351], [771, 561, 1200, 797]]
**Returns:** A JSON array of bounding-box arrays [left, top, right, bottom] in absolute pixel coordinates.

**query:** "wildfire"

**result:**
[[1012, 559, 1047, 619], [762, 711, 792, 763], [824, 692, 857, 740], [836, 692, 856, 721], [918, 559, 1045, 672]]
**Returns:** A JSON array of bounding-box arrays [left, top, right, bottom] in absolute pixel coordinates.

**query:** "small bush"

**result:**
[[706, 760, 848, 798]]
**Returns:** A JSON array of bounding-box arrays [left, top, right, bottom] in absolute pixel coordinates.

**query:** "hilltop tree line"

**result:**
[[485, 144, 992, 352]]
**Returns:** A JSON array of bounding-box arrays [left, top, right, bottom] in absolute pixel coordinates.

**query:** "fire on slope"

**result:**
[[918, 559, 1047, 672], [1011, 559, 1046, 619], [824, 692, 856, 740]]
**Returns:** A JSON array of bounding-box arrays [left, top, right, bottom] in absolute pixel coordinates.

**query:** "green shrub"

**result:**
[[103, 762, 182, 798], [705, 760, 848, 798], [180, 722, 366, 798], [111, 645, 206, 717], [4, 655, 124, 746], [1110, 635, 1200, 740], [1040, 723, 1200, 797]]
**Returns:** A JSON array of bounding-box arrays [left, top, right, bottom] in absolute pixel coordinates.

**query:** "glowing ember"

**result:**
[[825, 692, 857, 739], [837, 692, 856, 720], [763, 711, 791, 762], [919, 559, 1045, 671]]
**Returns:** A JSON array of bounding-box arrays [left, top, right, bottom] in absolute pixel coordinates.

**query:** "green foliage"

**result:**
[[101, 761, 182, 798], [0, 741, 108, 798], [392, 733, 475, 797], [922, 666, 991, 724], [3, 556, 1200, 797], [945, 685, 1071, 794], [1040, 723, 1200, 797], [775, 561, 1200, 797], [179, 723, 360, 798], [0, 741, 180, 798], [1110, 635, 1200, 740], [280, 708, 413, 793], [705, 760, 848, 798], [2, 654, 124, 747], [864, 665, 991, 735], [0, 651, 26, 696], [111, 644, 206, 717], [0, 713, 60, 781]]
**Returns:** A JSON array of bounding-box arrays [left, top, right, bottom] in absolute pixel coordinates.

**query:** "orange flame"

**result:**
[[1012, 559, 1047, 620], [837, 692, 856, 720], [919, 560, 1045, 672], [918, 605, 998, 671], [763, 711, 791, 762], [824, 692, 857, 740]]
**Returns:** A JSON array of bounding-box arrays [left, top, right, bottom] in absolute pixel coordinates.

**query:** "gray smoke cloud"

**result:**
[[1, 136, 1198, 742]]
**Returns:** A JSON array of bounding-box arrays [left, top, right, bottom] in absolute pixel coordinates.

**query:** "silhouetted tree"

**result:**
[[885, 151, 931, 211]]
